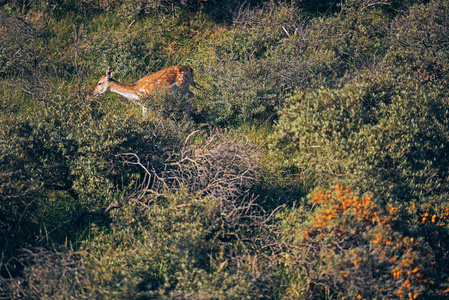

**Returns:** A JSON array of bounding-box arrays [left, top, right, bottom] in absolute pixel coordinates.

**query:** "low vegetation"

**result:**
[[1, 0, 448, 299]]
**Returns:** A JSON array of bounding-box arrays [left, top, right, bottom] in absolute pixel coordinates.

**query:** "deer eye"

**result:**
[[98, 83, 102, 86]]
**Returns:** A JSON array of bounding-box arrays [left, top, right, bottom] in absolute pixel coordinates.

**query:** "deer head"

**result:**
[[93, 67, 113, 97]]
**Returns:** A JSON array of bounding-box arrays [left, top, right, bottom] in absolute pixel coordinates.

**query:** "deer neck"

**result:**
[[109, 80, 140, 100]]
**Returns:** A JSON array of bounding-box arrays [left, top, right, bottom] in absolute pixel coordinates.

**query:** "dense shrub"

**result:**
[[1, 192, 259, 299], [279, 185, 440, 299], [2, 0, 449, 298], [198, 56, 282, 124], [0, 248, 90, 299], [0, 124, 272, 298], [195, 2, 309, 124], [271, 72, 449, 295], [282, 185, 448, 299], [0, 98, 191, 242], [300, 0, 392, 89], [0, 93, 272, 298], [0, 14, 54, 102], [87, 28, 169, 81], [384, 0, 449, 83], [75, 191, 264, 299], [271, 72, 449, 200]]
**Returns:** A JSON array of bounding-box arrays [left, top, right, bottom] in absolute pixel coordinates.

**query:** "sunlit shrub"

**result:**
[[271, 72, 449, 295], [279, 185, 440, 299], [3, 1, 449, 299], [87, 29, 164, 81], [0, 97, 189, 242], [75, 190, 263, 299], [299, 0, 392, 88], [272, 72, 449, 201], [384, 0, 449, 83], [0, 95, 272, 298]]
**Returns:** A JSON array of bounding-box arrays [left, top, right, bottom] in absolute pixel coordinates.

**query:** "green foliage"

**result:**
[[0, 96, 268, 298], [385, 0, 449, 82], [0, 98, 190, 242], [2, 0, 449, 299], [199, 56, 282, 124], [1, 191, 265, 299], [196, 2, 308, 124], [272, 72, 449, 203], [75, 191, 262, 299], [302, 0, 392, 88], [271, 72, 449, 296], [88, 29, 163, 80]]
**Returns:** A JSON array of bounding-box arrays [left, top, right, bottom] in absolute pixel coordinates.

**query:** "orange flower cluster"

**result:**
[[306, 185, 428, 299], [310, 185, 383, 233], [419, 206, 449, 226]]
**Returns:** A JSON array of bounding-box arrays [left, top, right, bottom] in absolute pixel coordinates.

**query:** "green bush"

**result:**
[[199, 56, 283, 124], [271, 72, 449, 201], [300, 0, 392, 89], [384, 0, 449, 82], [0, 97, 191, 242], [3, 0, 449, 299], [1, 125, 272, 299], [87, 29, 166, 81], [0, 191, 266, 299], [271, 72, 449, 296], [195, 2, 309, 125], [75, 191, 263, 299]]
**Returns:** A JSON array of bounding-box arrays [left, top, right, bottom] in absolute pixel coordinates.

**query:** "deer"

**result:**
[[93, 65, 196, 116]]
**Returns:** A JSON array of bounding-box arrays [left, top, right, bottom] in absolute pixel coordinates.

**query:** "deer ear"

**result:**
[[106, 67, 112, 80]]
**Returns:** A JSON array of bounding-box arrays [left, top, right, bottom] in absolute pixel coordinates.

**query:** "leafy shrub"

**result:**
[[198, 56, 281, 124], [271, 72, 449, 295], [195, 2, 309, 125], [0, 91, 274, 298], [74, 191, 264, 299], [384, 0, 449, 83], [300, 0, 392, 89], [0, 97, 190, 242], [271, 72, 449, 200], [279, 185, 439, 299], [1, 127, 271, 298], [87, 29, 165, 81]]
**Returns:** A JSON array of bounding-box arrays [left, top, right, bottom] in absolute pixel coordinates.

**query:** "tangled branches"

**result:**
[[0, 248, 90, 299], [120, 129, 267, 242]]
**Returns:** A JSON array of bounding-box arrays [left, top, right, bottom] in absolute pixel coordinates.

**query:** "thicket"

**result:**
[[279, 185, 436, 299], [1, 0, 449, 299], [271, 1, 449, 297]]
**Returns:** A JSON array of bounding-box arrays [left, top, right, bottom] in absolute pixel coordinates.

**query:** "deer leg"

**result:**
[[184, 100, 193, 117], [142, 105, 148, 116]]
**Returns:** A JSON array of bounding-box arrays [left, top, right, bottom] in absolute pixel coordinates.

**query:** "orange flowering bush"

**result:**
[[272, 70, 449, 296], [280, 185, 444, 299]]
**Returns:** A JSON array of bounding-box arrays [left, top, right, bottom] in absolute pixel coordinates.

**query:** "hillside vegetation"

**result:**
[[1, 0, 449, 299]]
